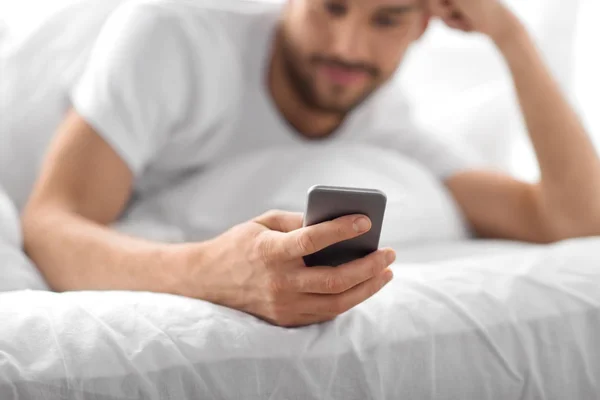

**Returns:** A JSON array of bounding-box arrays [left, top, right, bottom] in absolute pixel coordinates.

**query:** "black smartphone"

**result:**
[[302, 185, 387, 267]]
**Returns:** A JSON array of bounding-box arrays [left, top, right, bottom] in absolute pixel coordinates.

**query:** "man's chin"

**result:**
[[306, 103, 348, 115], [311, 97, 365, 115], [314, 84, 378, 113]]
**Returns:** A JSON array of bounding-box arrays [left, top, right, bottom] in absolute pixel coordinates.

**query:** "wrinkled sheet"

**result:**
[[1, 237, 600, 399]]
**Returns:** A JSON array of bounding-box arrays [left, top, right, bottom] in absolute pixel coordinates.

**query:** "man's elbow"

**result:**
[[21, 196, 73, 252], [542, 211, 600, 243], [22, 202, 54, 249]]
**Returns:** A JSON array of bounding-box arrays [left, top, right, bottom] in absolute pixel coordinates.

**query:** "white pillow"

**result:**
[[0, 185, 20, 248], [0, 186, 48, 292], [114, 144, 471, 246], [0, 0, 127, 209], [397, 0, 583, 178]]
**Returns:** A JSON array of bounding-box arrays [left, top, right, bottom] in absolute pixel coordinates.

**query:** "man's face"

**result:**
[[281, 0, 428, 115]]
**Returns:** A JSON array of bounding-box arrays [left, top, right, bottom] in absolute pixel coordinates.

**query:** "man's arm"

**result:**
[[433, 0, 600, 243], [23, 111, 394, 327], [22, 111, 184, 292]]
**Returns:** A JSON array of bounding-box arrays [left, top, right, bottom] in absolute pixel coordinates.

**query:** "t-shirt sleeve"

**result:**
[[70, 2, 195, 176]]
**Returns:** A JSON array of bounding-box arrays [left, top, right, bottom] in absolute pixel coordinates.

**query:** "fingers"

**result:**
[[291, 249, 396, 294], [444, 5, 472, 31], [429, 0, 472, 31], [260, 261, 395, 328], [304, 268, 395, 317], [428, 0, 447, 18], [254, 210, 304, 233], [275, 214, 372, 259], [445, 18, 472, 32]]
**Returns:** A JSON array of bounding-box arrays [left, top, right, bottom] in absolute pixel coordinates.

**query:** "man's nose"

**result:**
[[329, 19, 369, 62]]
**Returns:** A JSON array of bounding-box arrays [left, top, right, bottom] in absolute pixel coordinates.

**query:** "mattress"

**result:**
[[1, 237, 599, 399]]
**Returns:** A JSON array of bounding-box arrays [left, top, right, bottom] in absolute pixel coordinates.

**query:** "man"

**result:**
[[22, 0, 600, 327]]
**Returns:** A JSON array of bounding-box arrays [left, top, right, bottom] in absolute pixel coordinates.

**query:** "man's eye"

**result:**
[[373, 16, 400, 28], [324, 1, 347, 17]]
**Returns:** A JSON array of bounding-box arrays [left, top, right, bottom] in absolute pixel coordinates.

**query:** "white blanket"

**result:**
[[1, 237, 599, 399]]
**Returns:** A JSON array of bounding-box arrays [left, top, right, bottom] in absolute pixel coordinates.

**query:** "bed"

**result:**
[[2, 238, 600, 399], [1, 0, 600, 399], [3, 143, 599, 399]]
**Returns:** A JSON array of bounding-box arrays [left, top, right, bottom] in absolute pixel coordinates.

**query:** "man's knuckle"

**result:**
[[267, 275, 287, 297], [253, 235, 273, 265], [297, 233, 316, 254], [323, 275, 342, 293], [248, 243, 263, 265], [257, 210, 285, 229], [263, 209, 281, 219]]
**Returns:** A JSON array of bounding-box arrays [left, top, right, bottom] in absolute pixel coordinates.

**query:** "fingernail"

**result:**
[[353, 217, 371, 233], [385, 250, 396, 265]]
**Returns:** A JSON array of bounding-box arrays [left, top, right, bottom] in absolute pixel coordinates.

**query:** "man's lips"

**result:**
[[318, 64, 370, 85]]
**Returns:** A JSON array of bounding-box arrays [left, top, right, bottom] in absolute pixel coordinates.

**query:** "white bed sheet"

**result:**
[[1, 237, 599, 399]]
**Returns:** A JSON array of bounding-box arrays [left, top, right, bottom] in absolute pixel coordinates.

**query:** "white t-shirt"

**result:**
[[70, 0, 479, 238]]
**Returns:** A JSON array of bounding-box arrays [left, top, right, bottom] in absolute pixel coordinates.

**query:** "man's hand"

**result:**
[[173, 210, 396, 327], [429, 0, 517, 41]]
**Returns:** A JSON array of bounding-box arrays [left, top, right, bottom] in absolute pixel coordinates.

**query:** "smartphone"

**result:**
[[302, 185, 387, 267]]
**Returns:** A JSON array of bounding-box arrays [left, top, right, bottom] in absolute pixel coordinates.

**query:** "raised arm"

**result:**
[[431, 0, 600, 242]]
